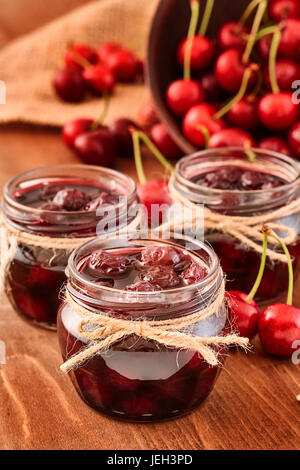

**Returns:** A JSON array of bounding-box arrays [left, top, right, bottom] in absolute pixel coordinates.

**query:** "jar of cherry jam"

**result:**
[[57, 235, 226, 422], [2, 164, 138, 330], [173, 148, 300, 302]]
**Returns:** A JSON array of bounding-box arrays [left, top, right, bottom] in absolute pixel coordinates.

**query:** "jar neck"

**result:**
[[174, 148, 300, 215], [66, 236, 223, 320]]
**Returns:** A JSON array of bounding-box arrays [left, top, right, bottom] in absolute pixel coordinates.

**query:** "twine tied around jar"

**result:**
[[157, 173, 300, 264], [60, 280, 249, 373], [0, 210, 144, 293]]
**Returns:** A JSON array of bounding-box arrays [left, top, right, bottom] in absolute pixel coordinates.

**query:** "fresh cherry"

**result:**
[[258, 136, 291, 156], [105, 48, 139, 81], [149, 123, 181, 159], [62, 118, 94, 148], [177, 35, 214, 71], [83, 64, 115, 94], [288, 120, 300, 157], [199, 71, 226, 103], [227, 96, 259, 130], [53, 66, 86, 102], [64, 43, 98, 69], [217, 21, 249, 50], [258, 92, 298, 130], [257, 34, 272, 61], [166, 79, 205, 116], [109, 118, 137, 157], [97, 42, 122, 63], [225, 291, 260, 340], [209, 127, 255, 149], [263, 59, 300, 91], [138, 99, 160, 131], [215, 49, 258, 93], [269, 0, 300, 22], [137, 179, 171, 225], [278, 18, 300, 60], [182, 103, 226, 147], [73, 128, 117, 166]]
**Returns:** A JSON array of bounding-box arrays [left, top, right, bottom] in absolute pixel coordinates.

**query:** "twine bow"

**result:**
[[159, 173, 300, 264], [60, 280, 249, 373]]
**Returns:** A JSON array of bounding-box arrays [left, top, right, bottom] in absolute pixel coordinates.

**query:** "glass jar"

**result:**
[[2, 164, 138, 330], [57, 235, 226, 422], [173, 148, 300, 302]]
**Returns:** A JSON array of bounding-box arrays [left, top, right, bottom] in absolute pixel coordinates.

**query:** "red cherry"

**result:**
[[257, 34, 272, 61], [227, 96, 259, 130], [149, 123, 181, 159], [258, 92, 298, 130], [73, 128, 117, 166], [215, 49, 258, 93], [62, 118, 93, 148], [105, 49, 139, 81], [217, 21, 249, 50], [138, 99, 160, 131], [180, 262, 207, 285], [258, 136, 291, 156], [278, 18, 300, 60], [52, 189, 91, 211], [269, 0, 300, 22], [64, 43, 98, 69], [137, 179, 171, 225], [141, 265, 181, 288], [199, 71, 226, 102], [263, 59, 300, 91], [109, 118, 137, 157], [177, 35, 214, 71], [83, 64, 115, 94], [182, 103, 226, 147], [288, 120, 300, 157], [88, 250, 130, 275], [209, 127, 255, 148], [166, 79, 205, 116], [225, 291, 260, 340], [258, 303, 300, 356], [53, 67, 85, 102], [139, 245, 187, 270], [97, 42, 122, 63]]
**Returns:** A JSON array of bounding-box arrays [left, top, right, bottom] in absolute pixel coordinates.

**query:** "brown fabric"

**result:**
[[0, 0, 159, 127]]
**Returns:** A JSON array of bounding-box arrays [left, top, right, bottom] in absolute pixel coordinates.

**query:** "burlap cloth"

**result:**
[[0, 0, 159, 127]]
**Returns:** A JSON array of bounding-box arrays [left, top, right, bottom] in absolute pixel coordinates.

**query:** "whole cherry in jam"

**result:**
[[52, 188, 91, 211], [88, 250, 130, 275]]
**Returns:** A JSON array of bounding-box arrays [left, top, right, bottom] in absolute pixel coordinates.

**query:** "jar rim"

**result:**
[[175, 147, 300, 195], [3, 163, 137, 216], [66, 233, 222, 303]]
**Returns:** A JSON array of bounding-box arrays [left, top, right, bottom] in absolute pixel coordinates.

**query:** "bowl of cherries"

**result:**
[[147, 0, 300, 156]]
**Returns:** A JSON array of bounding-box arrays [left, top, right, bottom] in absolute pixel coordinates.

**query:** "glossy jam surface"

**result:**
[[194, 165, 286, 190], [58, 242, 225, 421], [7, 179, 121, 329]]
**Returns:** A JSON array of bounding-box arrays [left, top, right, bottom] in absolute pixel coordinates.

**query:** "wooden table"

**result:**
[[0, 124, 299, 450]]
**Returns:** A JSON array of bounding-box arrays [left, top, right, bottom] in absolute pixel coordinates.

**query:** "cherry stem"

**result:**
[[242, 0, 267, 64], [245, 232, 268, 303], [197, 124, 210, 148], [269, 28, 281, 94], [255, 25, 278, 40], [239, 0, 262, 27], [214, 65, 257, 120], [69, 50, 91, 69], [268, 229, 294, 305], [130, 129, 174, 185], [90, 92, 110, 131], [184, 0, 200, 80], [199, 0, 214, 36]]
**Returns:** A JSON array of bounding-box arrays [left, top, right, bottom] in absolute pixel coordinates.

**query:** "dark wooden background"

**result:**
[[0, 124, 299, 450]]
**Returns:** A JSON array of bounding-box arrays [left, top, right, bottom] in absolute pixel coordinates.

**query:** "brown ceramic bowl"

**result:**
[[146, 0, 251, 154]]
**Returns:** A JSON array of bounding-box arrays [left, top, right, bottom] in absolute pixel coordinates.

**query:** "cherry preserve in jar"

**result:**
[[173, 148, 300, 302], [57, 235, 226, 422], [1, 164, 138, 329]]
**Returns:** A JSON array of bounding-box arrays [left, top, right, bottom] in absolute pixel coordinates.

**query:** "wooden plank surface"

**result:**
[[0, 124, 299, 450]]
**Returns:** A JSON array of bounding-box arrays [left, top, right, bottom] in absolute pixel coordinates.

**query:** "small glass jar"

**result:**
[[57, 235, 226, 422], [173, 148, 300, 302], [2, 164, 138, 330]]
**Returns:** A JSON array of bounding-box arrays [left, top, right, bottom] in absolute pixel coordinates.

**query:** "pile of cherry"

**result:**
[[165, 0, 300, 157]]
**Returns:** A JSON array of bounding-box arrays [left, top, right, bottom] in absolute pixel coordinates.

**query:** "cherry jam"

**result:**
[[57, 236, 226, 422], [174, 149, 300, 302], [2, 165, 137, 329]]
